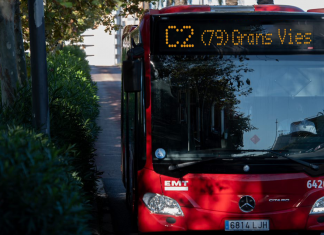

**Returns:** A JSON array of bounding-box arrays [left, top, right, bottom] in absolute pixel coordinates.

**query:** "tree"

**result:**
[[0, 0, 154, 106], [0, 0, 21, 106], [14, 1, 27, 86], [19, 0, 155, 51]]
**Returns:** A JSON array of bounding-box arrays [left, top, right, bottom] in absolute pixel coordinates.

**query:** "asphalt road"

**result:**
[[92, 66, 133, 235]]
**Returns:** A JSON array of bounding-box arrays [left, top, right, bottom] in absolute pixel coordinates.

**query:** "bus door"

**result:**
[[121, 27, 145, 216]]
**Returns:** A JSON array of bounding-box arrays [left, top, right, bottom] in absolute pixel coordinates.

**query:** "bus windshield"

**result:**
[[151, 54, 324, 161]]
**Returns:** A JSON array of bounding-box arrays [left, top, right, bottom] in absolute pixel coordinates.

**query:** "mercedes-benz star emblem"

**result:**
[[239, 196, 255, 212]]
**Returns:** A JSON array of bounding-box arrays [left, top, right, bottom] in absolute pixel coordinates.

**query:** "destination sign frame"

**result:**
[[151, 13, 324, 55]]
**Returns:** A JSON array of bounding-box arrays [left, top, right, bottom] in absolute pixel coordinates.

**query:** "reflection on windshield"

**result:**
[[151, 55, 324, 160]]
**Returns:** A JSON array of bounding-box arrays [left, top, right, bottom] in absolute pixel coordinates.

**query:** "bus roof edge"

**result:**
[[254, 4, 304, 12], [307, 8, 324, 13], [149, 4, 305, 14]]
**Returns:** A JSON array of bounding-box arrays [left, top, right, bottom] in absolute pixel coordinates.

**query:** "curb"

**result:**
[[95, 179, 115, 235]]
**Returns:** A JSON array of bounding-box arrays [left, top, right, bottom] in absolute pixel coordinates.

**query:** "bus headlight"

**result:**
[[143, 193, 184, 216], [310, 196, 324, 214]]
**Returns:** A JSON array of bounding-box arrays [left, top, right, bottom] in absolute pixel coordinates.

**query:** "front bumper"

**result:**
[[138, 201, 324, 232]]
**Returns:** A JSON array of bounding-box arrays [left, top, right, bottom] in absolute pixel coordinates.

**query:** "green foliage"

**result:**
[[0, 45, 100, 233], [20, 0, 156, 51], [0, 80, 33, 129], [0, 45, 100, 202], [62, 45, 89, 63], [0, 127, 91, 235], [47, 45, 101, 196]]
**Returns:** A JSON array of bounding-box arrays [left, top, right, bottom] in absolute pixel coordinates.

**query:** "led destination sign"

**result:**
[[154, 16, 324, 54], [164, 25, 312, 48]]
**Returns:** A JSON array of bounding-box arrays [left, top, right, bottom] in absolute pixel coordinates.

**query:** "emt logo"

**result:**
[[164, 181, 189, 191]]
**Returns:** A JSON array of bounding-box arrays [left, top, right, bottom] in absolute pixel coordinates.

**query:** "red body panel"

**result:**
[[157, 5, 211, 14], [161, 173, 324, 211], [141, 13, 153, 170], [308, 9, 324, 13], [308, 216, 324, 230], [254, 5, 304, 12], [135, 5, 324, 233], [138, 169, 324, 232]]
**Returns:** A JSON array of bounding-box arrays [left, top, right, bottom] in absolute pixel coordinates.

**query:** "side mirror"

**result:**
[[122, 60, 141, 92]]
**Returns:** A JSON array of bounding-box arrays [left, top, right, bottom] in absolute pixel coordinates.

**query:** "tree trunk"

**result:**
[[14, 0, 27, 85], [225, 0, 238, 5], [257, 0, 274, 4], [0, 0, 19, 106]]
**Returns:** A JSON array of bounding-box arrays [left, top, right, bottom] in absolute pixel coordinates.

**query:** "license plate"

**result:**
[[225, 220, 269, 231]]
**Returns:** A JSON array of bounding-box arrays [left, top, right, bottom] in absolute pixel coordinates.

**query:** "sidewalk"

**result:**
[[90, 65, 127, 235], [91, 65, 121, 235], [91, 66, 121, 179]]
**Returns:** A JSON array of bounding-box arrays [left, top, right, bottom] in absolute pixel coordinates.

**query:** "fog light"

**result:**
[[143, 193, 184, 216], [310, 196, 324, 214]]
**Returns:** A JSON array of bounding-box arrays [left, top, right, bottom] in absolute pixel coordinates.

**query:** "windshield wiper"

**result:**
[[168, 154, 273, 171], [168, 161, 201, 171], [268, 150, 319, 170], [168, 150, 319, 171]]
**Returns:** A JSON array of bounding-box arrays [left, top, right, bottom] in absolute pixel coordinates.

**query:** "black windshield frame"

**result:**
[[150, 13, 324, 176]]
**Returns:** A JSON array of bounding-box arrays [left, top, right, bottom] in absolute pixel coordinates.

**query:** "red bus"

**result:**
[[121, 4, 324, 233]]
